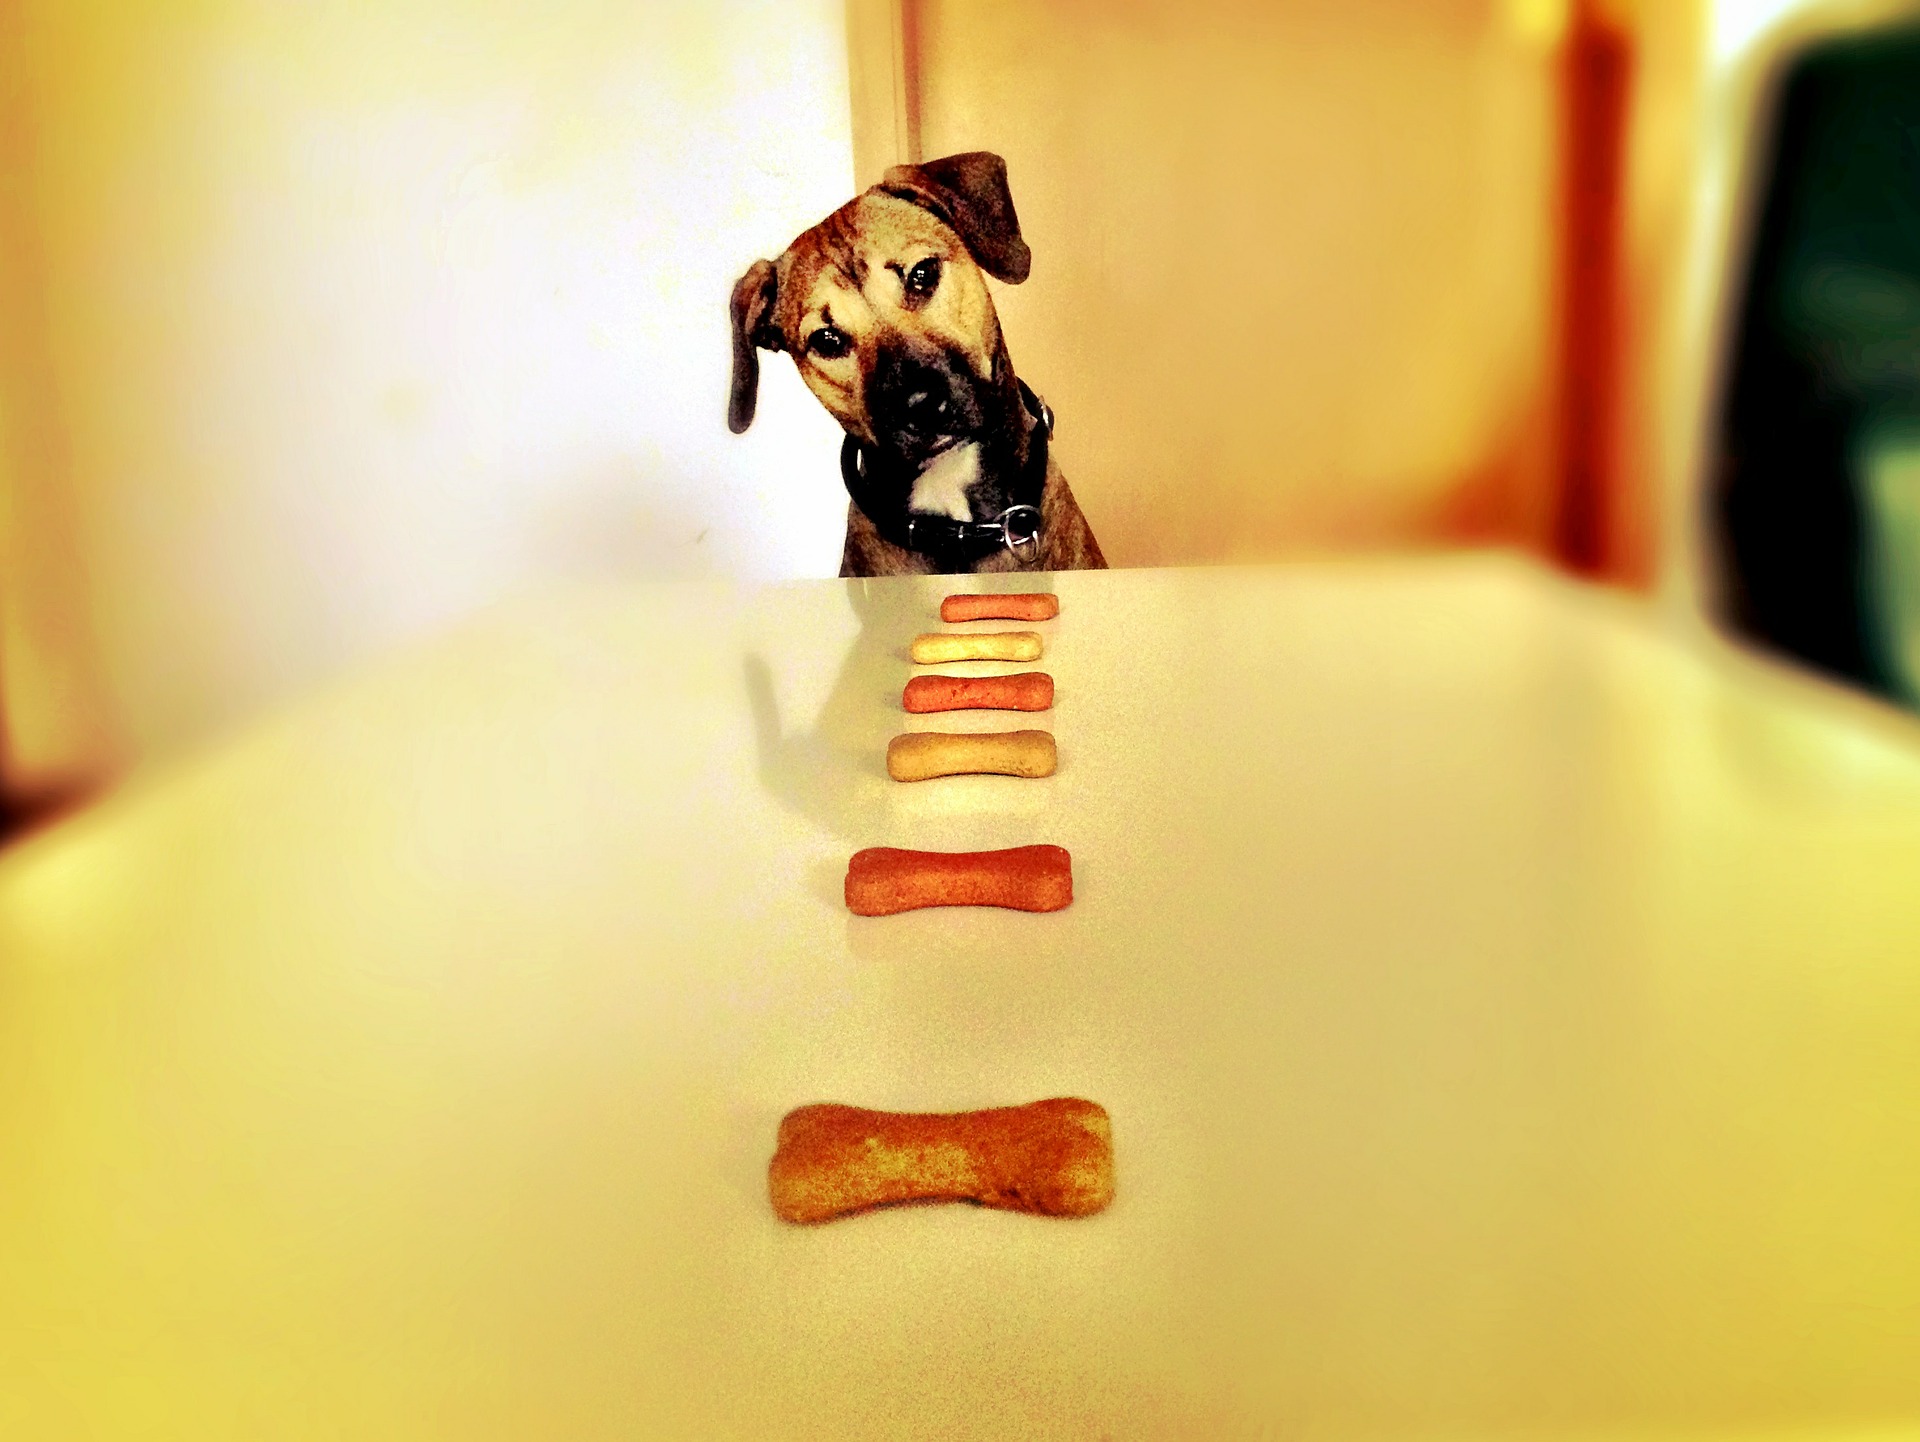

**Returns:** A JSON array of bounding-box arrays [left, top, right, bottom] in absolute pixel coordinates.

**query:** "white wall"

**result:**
[[1712, 0, 1830, 63], [0, 0, 855, 788]]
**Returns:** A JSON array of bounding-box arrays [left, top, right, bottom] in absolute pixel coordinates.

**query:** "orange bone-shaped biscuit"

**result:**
[[903, 672, 1054, 713], [844, 844, 1072, 915], [769, 1098, 1114, 1223], [941, 592, 1060, 623]]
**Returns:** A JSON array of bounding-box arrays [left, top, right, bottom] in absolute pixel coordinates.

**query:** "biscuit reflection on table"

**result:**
[[768, 1098, 1114, 1223]]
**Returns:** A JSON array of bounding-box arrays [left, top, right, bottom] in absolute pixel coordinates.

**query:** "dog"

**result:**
[[728, 151, 1106, 577]]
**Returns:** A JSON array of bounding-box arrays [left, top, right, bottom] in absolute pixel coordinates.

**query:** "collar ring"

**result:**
[[1000, 504, 1043, 553]]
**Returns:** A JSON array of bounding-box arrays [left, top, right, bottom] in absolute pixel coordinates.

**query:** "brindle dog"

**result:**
[[728, 152, 1106, 576]]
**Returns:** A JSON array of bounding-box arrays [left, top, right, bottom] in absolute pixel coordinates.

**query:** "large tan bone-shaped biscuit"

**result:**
[[769, 1098, 1114, 1223], [844, 844, 1071, 915], [941, 592, 1060, 623], [886, 729, 1056, 781], [910, 631, 1042, 664]]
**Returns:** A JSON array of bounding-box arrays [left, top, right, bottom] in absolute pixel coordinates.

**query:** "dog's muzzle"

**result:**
[[870, 352, 972, 456], [840, 382, 1055, 569]]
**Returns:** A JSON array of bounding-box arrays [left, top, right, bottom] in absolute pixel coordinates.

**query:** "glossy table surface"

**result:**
[[4, 556, 1920, 1440]]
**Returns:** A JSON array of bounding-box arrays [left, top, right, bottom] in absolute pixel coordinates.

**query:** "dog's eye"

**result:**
[[905, 257, 942, 298], [807, 327, 851, 360]]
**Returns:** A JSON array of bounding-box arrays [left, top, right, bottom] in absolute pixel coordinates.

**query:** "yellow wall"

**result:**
[[0, 0, 1731, 796], [1611, 0, 1709, 589], [911, 0, 1569, 569], [0, 0, 856, 789]]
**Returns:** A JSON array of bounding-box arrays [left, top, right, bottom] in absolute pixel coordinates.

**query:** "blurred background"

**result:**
[[2, 0, 1917, 834]]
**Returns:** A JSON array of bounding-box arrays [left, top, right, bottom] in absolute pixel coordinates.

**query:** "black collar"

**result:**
[[840, 381, 1054, 570]]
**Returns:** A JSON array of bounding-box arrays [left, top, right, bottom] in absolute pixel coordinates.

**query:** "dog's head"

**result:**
[[727, 151, 1031, 470]]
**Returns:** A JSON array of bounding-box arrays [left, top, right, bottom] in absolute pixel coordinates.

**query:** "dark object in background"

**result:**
[[1716, 24, 1920, 707]]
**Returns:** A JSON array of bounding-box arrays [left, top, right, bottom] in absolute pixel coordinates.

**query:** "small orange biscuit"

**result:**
[[768, 1098, 1114, 1223], [844, 844, 1072, 915], [903, 672, 1054, 713], [941, 592, 1060, 623]]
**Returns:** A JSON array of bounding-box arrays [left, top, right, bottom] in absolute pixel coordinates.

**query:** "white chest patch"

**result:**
[[908, 443, 981, 521]]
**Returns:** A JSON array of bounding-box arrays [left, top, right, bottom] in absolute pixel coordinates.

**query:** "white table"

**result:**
[[5, 557, 1920, 1440]]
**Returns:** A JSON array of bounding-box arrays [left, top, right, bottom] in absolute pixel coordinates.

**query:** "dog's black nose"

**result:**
[[874, 350, 958, 441], [901, 386, 949, 429]]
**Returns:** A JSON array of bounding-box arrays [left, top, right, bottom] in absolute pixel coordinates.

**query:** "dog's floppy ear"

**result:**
[[728, 258, 781, 434], [879, 151, 1031, 284]]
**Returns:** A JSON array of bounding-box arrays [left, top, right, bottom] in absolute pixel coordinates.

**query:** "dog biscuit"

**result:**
[[768, 1097, 1114, 1223], [886, 729, 1056, 782], [941, 592, 1061, 623], [844, 844, 1071, 915], [910, 631, 1043, 664], [903, 672, 1054, 713]]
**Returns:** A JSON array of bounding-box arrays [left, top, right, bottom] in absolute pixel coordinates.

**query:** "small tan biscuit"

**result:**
[[768, 1097, 1114, 1223], [886, 729, 1056, 782], [903, 672, 1054, 713], [844, 844, 1072, 915], [941, 592, 1060, 623], [910, 631, 1043, 664]]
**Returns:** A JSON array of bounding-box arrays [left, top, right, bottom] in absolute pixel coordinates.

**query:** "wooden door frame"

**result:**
[[845, 0, 921, 184]]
